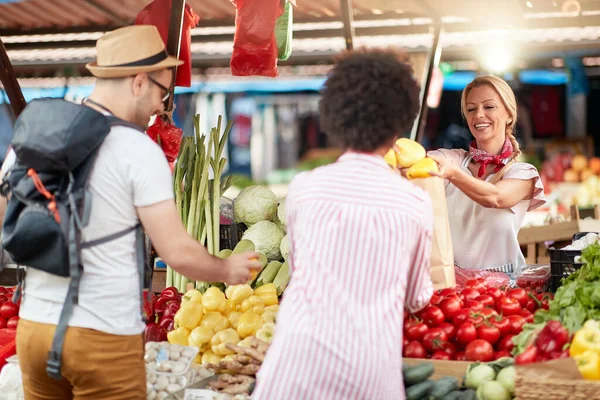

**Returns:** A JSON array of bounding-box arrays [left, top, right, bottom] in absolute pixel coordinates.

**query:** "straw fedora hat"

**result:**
[[86, 25, 183, 78]]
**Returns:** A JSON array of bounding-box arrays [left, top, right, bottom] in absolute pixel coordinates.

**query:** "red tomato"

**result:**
[[403, 317, 421, 332], [438, 322, 457, 341], [477, 324, 500, 345], [6, 316, 18, 329], [443, 342, 457, 358], [431, 351, 452, 360], [0, 302, 18, 319], [465, 339, 494, 362], [507, 315, 526, 335], [490, 316, 511, 337], [455, 351, 467, 361], [460, 288, 481, 303], [463, 301, 484, 312], [439, 297, 462, 321], [520, 309, 534, 323], [430, 294, 443, 306], [498, 297, 520, 316], [403, 337, 410, 348], [456, 322, 477, 346], [486, 287, 505, 304], [403, 341, 427, 358], [421, 306, 445, 327], [439, 288, 456, 297], [494, 350, 512, 359], [406, 323, 429, 341], [497, 334, 515, 352], [0, 316, 5, 329], [422, 328, 449, 352], [452, 309, 479, 327], [479, 308, 499, 319], [525, 298, 537, 313], [465, 279, 487, 292], [507, 288, 529, 308], [475, 294, 495, 308]]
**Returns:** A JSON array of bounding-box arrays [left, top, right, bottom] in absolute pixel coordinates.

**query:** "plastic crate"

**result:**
[[219, 223, 246, 251], [549, 248, 583, 291]]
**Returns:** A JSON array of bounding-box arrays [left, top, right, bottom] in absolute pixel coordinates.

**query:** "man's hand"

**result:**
[[223, 252, 263, 285]]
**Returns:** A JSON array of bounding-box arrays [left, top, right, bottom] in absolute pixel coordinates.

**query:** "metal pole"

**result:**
[[410, 23, 443, 143], [340, 0, 355, 50], [0, 36, 26, 119], [165, 0, 186, 112]]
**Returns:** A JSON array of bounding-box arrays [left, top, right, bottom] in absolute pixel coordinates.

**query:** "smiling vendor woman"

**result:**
[[428, 75, 546, 272]]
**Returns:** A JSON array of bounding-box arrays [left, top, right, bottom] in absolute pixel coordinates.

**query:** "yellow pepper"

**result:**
[[173, 301, 204, 330], [384, 149, 397, 168], [237, 311, 263, 338], [394, 138, 426, 168], [200, 311, 228, 332], [256, 322, 275, 343], [264, 304, 279, 313], [211, 328, 240, 356], [182, 289, 203, 305], [406, 157, 439, 180], [223, 299, 236, 315], [228, 311, 242, 330], [202, 287, 226, 312], [201, 350, 222, 365], [188, 326, 214, 352], [261, 309, 277, 324], [167, 327, 191, 346], [238, 337, 254, 348], [575, 351, 600, 380], [584, 320, 600, 333], [571, 329, 600, 358], [254, 283, 278, 306], [225, 284, 254, 304], [240, 295, 265, 314]]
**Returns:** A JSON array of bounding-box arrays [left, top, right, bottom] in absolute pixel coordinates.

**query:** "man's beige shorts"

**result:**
[[17, 318, 146, 400]]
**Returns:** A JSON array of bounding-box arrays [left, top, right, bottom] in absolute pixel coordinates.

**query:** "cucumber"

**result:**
[[217, 249, 232, 259], [441, 390, 463, 400], [255, 261, 283, 287], [459, 389, 476, 400], [403, 362, 434, 386], [405, 380, 434, 400], [231, 239, 255, 255], [430, 377, 459, 399]]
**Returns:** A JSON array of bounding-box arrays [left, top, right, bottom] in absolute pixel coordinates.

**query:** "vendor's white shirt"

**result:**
[[3, 121, 173, 335], [429, 149, 546, 271]]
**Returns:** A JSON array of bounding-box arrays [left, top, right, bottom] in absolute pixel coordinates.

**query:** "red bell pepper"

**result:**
[[536, 320, 570, 354], [163, 302, 180, 321], [155, 296, 174, 317], [159, 317, 175, 332], [144, 323, 167, 343], [160, 287, 179, 300], [142, 292, 156, 324], [515, 346, 538, 365]]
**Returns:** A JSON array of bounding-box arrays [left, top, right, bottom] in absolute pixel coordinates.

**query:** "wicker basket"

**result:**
[[515, 375, 600, 400]]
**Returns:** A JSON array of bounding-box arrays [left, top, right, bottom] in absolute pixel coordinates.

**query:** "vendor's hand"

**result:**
[[223, 252, 263, 285], [427, 154, 460, 180]]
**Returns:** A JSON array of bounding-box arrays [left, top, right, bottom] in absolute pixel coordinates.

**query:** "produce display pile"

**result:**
[[403, 278, 552, 362], [403, 358, 515, 400], [0, 287, 18, 330]]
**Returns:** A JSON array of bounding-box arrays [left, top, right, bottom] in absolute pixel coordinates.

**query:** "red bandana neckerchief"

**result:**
[[469, 137, 513, 178]]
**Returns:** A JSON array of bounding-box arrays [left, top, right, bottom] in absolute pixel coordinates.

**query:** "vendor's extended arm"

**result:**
[[428, 154, 534, 209]]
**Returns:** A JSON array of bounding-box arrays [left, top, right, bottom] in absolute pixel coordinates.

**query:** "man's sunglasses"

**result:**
[[147, 76, 171, 102]]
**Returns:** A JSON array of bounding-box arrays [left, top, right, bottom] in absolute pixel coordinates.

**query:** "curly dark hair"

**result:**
[[319, 48, 421, 152]]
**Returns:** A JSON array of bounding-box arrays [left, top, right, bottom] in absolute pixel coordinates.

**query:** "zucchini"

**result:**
[[405, 380, 434, 400], [441, 390, 463, 400], [459, 389, 476, 400], [231, 239, 255, 255], [256, 261, 283, 287], [430, 377, 459, 399], [403, 362, 435, 386]]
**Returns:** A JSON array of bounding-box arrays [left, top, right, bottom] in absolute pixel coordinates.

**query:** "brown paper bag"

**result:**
[[411, 177, 455, 290]]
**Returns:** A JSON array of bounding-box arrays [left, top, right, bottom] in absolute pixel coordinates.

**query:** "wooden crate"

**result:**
[[403, 358, 470, 380], [519, 205, 600, 264]]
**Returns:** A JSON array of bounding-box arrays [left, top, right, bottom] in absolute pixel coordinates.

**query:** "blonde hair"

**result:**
[[461, 75, 521, 161]]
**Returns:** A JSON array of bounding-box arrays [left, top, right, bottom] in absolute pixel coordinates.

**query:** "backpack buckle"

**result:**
[[46, 351, 63, 380]]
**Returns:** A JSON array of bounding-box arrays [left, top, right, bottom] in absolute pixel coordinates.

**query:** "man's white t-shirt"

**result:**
[[4, 123, 174, 335]]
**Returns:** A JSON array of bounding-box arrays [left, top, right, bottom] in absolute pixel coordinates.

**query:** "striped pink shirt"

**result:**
[[252, 152, 434, 400]]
